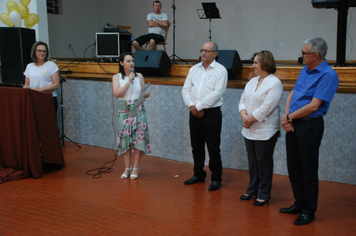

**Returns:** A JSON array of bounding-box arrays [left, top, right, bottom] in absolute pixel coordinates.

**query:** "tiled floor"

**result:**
[[0, 142, 355, 236]]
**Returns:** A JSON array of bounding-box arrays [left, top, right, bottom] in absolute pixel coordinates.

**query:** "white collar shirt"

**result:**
[[182, 60, 228, 111]]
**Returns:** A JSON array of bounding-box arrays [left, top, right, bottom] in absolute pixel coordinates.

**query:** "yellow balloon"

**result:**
[[0, 13, 14, 27], [18, 5, 29, 19], [7, 0, 19, 13], [24, 13, 39, 28], [20, 0, 31, 6]]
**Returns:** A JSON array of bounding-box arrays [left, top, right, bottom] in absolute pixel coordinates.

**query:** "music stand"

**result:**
[[197, 2, 221, 41]]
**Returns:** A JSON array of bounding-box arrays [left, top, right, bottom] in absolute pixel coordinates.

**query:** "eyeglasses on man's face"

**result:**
[[301, 50, 317, 56], [200, 49, 216, 53]]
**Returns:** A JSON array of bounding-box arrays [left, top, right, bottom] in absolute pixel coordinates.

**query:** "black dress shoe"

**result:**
[[240, 194, 252, 200], [279, 205, 302, 214], [184, 176, 205, 185], [208, 181, 221, 191], [293, 213, 315, 225], [253, 199, 269, 206]]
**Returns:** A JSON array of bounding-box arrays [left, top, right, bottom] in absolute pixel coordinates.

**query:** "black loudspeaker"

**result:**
[[134, 50, 171, 77], [119, 33, 132, 55], [216, 50, 242, 80], [103, 28, 132, 55], [0, 27, 36, 84]]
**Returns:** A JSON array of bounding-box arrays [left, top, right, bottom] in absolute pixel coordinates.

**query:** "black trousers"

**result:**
[[53, 97, 58, 114], [244, 131, 279, 200], [135, 33, 164, 45], [286, 117, 324, 214], [189, 107, 222, 182]]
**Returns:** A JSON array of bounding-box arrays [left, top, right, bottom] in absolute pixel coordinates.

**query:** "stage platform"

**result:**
[[55, 60, 356, 93]]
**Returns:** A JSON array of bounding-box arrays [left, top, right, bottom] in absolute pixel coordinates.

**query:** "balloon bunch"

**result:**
[[0, 0, 39, 28]]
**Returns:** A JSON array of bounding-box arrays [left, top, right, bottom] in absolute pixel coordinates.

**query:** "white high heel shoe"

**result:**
[[121, 166, 132, 179], [130, 167, 140, 180]]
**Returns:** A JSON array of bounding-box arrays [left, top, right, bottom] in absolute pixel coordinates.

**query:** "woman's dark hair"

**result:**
[[30, 41, 49, 63], [119, 52, 133, 78], [252, 50, 276, 74]]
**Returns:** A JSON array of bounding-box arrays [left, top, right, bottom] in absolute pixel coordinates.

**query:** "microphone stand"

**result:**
[[59, 75, 81, 148], [169, 0, 187, 64]]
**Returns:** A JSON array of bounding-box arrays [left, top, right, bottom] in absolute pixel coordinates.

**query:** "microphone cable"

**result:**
[[85, 85, 118, 179]]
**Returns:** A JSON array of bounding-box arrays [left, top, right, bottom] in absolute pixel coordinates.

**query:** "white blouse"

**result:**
[[238, 74, 283, 140], [118, 73, 142, 101]]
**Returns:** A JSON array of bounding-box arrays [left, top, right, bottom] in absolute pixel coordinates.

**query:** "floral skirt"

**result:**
[[116, 99, 151, 156]]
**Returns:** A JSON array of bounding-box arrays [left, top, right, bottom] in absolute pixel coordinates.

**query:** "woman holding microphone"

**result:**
[[112, 53, 151, 180]]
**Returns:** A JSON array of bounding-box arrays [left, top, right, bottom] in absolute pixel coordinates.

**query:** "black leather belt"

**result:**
[[294, 116, 322, 122]]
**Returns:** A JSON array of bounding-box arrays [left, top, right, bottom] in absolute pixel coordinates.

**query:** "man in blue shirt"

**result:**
[[280, 37, 339, 225]]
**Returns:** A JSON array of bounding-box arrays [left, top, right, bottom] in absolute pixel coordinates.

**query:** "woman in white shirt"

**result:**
[[112, 53, 151, 180], [23, 41, 60, 112], [238, 50, 283, 206]]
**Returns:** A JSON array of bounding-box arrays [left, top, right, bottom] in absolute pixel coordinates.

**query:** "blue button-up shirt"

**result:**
[[290, 60, 339, 118]]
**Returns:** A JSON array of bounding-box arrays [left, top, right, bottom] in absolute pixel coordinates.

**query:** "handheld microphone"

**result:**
[[130, 68, 135, 84]]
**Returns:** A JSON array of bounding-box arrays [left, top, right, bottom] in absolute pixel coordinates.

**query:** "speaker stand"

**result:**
[[59, 76, 81, 148], [169, 1, 188, 64], [209, 19, 212, 41]]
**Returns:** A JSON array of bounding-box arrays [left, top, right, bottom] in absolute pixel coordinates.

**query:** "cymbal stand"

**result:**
[[59, 75, 81, 148]]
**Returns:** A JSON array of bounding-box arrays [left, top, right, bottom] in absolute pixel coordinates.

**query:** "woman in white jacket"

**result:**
[[238, 50, 283, 206]]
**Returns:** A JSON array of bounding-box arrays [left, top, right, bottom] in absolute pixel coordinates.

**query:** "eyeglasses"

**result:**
[[200, 49, 216, 53], [301, 50, 317, 56], [37, 50, 47, 54]]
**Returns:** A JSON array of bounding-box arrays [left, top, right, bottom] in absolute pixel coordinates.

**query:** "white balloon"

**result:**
[[9, 11, 21, 27]]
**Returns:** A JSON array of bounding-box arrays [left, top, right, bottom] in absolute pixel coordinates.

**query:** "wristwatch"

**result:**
[[287, 114, 293, 123]]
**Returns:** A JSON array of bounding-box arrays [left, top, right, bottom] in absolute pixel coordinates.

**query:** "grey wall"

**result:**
[[58, 79, 356, 185], [46, 0, 356, 61]]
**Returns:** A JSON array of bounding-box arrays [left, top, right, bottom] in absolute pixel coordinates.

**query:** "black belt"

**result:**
[[294, 116, 322, 122], [203, 106, 221, 113]]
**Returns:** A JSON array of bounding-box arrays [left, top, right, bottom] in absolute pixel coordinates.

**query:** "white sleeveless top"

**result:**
[[118, 73, 142, 101]]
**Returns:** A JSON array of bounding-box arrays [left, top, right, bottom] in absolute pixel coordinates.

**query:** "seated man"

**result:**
[[132, 1, 169, 50]]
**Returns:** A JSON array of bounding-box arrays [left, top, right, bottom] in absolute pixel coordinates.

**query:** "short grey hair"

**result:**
[[304, 37, 328, 60], [212, 42, 218, 52]]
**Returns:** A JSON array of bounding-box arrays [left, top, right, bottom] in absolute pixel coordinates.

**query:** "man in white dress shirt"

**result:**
[[181, 41, 228, 191]]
